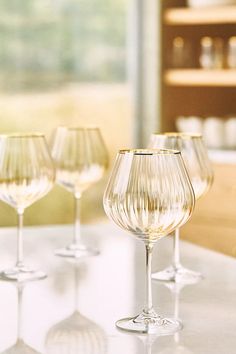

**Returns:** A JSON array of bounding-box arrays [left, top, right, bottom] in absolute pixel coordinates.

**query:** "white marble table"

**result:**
[[0, 221, 235, 353]]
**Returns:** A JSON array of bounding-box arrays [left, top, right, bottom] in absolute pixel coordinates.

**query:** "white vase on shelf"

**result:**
[[176, 116, 203, 134]]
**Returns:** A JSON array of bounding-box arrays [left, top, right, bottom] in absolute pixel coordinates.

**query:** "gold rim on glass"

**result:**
[[152, 132, 202, 139], [0, 133, 44, 139], [119, 148, 180, 155], [57, 126, 100, 131]]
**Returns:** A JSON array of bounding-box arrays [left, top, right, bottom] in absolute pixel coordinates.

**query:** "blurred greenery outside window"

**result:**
[[0, 0, 127, 88], [0, 0, 133, 226]]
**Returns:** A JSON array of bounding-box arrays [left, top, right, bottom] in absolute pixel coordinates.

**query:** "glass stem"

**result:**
[[16, 209, 24, 269], [73, 193, 82, 246], [144, 243, 154, 315], [145, 342, 152, 354], [173, 228, 181, 270], [17, 286, 23, 341], [74, 265, 79, 312], [174, 289, 180, 344]]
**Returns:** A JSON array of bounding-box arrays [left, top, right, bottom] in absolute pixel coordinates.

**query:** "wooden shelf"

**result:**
[[164, 69, 236, 86], [164, 6, 236, 25]]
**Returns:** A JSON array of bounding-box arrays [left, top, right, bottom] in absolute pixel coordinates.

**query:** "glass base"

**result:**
[[0, 266, 47, 283], [3, 339, 42, 354], [54, 243, 99, 259], [152, 265, 202, 285], [116, 310, 182, 335]]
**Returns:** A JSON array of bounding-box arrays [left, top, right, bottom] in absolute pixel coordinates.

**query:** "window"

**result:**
[[0, 0, 134, 225]]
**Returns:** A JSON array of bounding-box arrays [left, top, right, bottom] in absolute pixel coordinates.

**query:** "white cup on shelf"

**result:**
[[203, 117, 225, 149], [176, 116, 203, 134], [187, 116, 203, 133], [176, 116, 188, 132], [224, 117, 236, 149]]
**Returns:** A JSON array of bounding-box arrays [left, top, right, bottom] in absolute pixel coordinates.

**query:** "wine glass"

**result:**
[[148, 133, 213, 284], [0, 133, 55, 282], [51, 127, 108, 259], [103, 149, 195, 335]]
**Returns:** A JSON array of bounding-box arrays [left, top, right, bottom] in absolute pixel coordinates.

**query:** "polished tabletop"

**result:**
[[0, 221, 235, 353]]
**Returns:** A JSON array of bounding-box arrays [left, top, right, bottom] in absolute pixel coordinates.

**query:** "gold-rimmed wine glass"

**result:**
[[149, 133, 213, 284], [0, 133, 55, 282], [51, 126, 108, 259], [103, 149, 195, 335]]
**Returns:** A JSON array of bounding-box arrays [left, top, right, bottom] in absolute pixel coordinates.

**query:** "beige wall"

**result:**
[[0, 83, 133, 226]]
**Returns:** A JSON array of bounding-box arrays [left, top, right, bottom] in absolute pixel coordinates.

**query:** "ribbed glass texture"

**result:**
[[0, 134, 55, 211], [103, 149, 195, 244], [51, 127, 109, 196], [148, 133, 213, 200], [46, 312, 106, 354]]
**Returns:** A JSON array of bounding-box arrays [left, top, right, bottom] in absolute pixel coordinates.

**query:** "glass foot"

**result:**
[[3, 339, 42, 354], [152, 265, 202, 285], [54, 243, 99, 259], [116, 310, 182, 335], [0, 266, 47, 283]]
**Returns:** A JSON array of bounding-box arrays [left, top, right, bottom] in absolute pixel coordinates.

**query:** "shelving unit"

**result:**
[[161, 1, 236, 256], [161, 1, 236, 132]]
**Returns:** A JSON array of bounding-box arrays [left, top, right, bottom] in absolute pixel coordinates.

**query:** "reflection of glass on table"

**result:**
[[0, 285, 42, 354], [45, 263, 107, 354], [158, 283, 194, 354]]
